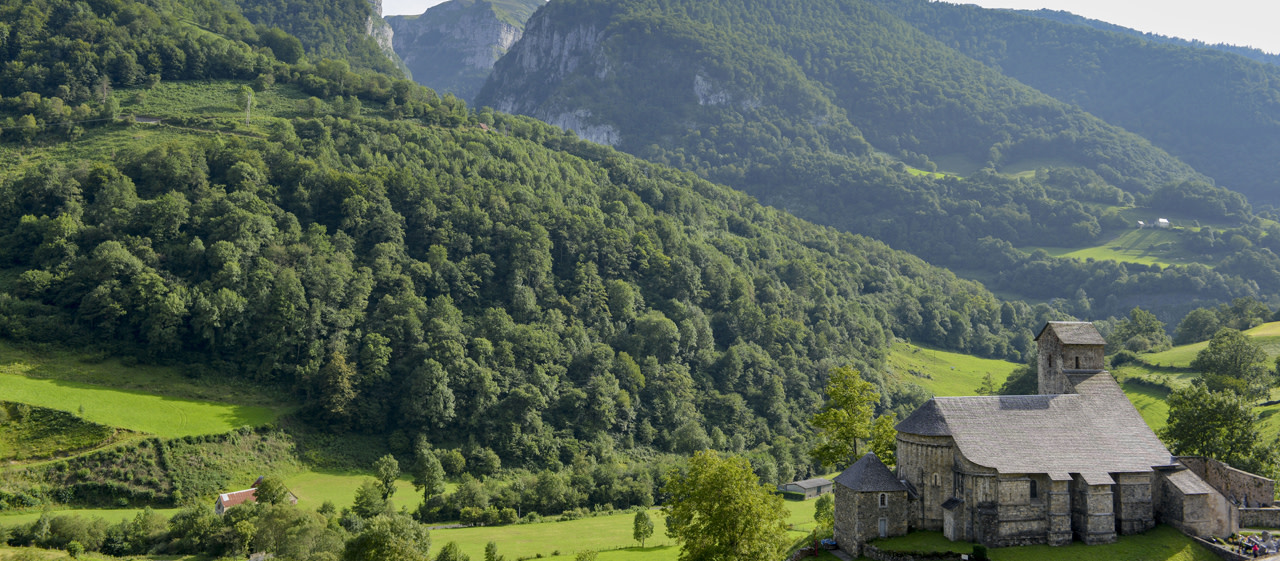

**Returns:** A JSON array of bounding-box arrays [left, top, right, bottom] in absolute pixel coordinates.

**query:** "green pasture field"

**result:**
[[428, 496, 824, 561], [121, 81, 311, 125], [996, 157, 1081, 178], [282, 467, 455, 512], [929, 153, 983, 176], [1140, 321, 1280, 369], [886, 342, 1020, 397], [866, 525, 1215, 561], [1119, 378, 1172, 432], [0, 341, 289, 409], [1028, 228, 1194, 268], [0, 370, 278, 439]]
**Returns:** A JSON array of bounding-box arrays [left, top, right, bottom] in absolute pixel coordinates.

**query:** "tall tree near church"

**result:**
[[810, 366, 879, 469], [1192, 328, 1271, 400], [664, 451, 789, 561], [1161, 383, 1277, 476]]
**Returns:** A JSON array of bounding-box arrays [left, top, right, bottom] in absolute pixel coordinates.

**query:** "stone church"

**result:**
[[834, 322, 1278, 553]]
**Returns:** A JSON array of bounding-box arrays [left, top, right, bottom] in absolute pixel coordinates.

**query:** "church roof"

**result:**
[[893, 400, 950, 436], [1035, 321, 1106, 345], [896, 372, 1171, 475], [835, 453, 907, 492]]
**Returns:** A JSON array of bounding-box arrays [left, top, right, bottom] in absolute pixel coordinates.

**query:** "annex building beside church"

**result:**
[[834, 321, 1278, 553]]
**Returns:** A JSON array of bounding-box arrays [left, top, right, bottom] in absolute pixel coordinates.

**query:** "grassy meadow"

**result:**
[[886, 341, 1021, 396], [866, 525, 1215, 561], [427, 497, 824, 561], [0, 372, 276, 439], [0, 341, 286, 438], [1029, 228, 1192, 267], [281, 468, 459, 512]]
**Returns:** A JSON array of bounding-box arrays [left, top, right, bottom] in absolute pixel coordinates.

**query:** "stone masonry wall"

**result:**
[[835, 486, 910, 553], [1239, 508, 1280, 529], [1114, 472, 1155, 535], [1179, 457, 1275, 507], [834, 485, 859, 552], [896, 432, 954, 531], [1037, 331, 1068, 395]]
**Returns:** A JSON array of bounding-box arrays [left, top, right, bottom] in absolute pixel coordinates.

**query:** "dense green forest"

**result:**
[[230, 0, 406, 76], [871, 0, 1280, 207], [475, 0, 1278, 321], [1017, 8, 1280, 68], [0, 0, 1062, 474]]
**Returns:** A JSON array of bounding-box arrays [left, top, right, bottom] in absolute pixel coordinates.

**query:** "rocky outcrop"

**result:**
[[387, 0, 543, 103], [478, 12, 617, 144]]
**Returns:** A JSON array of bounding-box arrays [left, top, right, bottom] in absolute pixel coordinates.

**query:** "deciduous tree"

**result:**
[[1191, 328, 1271, 400], [810, 366, 878, 469], [664, 451, 789, 561], [1160, 383, 1276, 476], [633, 510, 654, 548]]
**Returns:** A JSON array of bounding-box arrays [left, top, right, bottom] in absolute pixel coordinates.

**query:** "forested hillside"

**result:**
[[476, 0, 1273, 321], [872, 0, 1280, 206], [0, 0, 1054, 471], [231, 0, 405, 75], [1018, 8, 1280, 68]]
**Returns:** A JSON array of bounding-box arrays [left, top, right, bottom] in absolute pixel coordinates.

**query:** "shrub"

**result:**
[[972, 544, 989, 561]]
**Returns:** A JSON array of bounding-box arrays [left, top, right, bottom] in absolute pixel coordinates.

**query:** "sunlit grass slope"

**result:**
[[868, 525, 1215, 561], [1029, 228, 1192, 267], [886, 341, 1020, 396], [0, 343, 283, 438]]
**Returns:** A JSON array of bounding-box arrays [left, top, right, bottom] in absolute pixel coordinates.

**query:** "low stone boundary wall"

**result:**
[[861, 544, 965, 561], [1241, 508, 1280, 529]]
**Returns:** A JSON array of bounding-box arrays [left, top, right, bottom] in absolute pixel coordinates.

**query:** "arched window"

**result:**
[[933, 473, 940, 486], [1030, 480, 1038, 499], [879, 493, 888, 508]]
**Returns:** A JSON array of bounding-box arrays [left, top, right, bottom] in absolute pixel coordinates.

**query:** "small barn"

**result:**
[[779, 477, 835, 499], [215, 477, 299, 515], [1157, 218, 1171, 229]]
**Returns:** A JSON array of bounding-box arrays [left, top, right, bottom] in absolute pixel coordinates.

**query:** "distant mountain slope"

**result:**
[[388, 0, 543, 102], [871, 0, 1280, 205], [1017, 9, 1280, 68], [0, 0, 1058, 466], [475, 0, 1272, 320]]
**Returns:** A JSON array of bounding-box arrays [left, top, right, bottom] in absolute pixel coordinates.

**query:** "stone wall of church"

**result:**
[[1113, 472, 1155, 535], [955, 454, 999, 544], [990, 474, 1050, 546], [1070, 475, 1116, 544], [1178, 456, 1275, 507], [896, 433, 954, 531], [1062, 344, 1105, 371], [1154, 471, 1237, 538], [834, 486, 910, 553], [1037, 332, 1068, 395], [1046, 478, 1073, 545]]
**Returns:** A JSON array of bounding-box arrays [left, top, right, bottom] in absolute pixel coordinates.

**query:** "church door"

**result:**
[[879, 517, 888, 538]]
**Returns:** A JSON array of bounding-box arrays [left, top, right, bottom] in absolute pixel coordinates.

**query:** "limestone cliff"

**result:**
[[366, 0, 410, 78], [476, 13, 620, 146], [387, 0, 543, 103]]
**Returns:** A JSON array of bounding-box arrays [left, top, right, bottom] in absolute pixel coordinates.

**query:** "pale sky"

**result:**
[[951, 0, 1280, 54], [382, 0, 1280, 55]]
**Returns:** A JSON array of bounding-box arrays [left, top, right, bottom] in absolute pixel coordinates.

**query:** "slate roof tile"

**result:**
[[835, 453, 907, 492], [897, 373, 1171, 474]]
